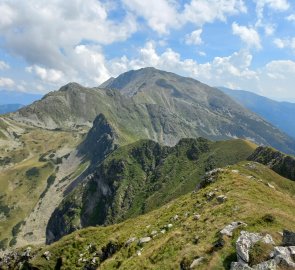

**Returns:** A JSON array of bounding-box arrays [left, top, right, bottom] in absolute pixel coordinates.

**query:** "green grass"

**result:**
[[28, 162, 295, 269], [49, 138, 256, 242]]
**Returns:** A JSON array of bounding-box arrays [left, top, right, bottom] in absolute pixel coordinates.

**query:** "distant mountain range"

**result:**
[[0, 90, 43, 114], [0, 104, 23, 114], [220, 87, 295, 139]]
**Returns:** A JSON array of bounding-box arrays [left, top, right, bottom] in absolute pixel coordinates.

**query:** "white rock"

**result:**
[[253, 259, 276, 270], [230, 262, 253, 269], [267, 183, 275, 189], [220, 221, 247, 237], [138, 237, 152, 245], [236, 231, 274, 264], [231, 170, 240, 173], [125, 237, 137, 246], [193, 214, 201, 220]]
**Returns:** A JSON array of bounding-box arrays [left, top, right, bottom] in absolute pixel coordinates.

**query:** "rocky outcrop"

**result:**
[[220, 221, 247, 237], [231, 230, 295, 270], [248, 146, 295, 181]]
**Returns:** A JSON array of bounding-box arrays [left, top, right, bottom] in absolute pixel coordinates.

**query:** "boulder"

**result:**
[[236, 231, 274, 263], [217, 195, 228, 203], [282, 230, 295, 246], [231, 262, 253, 270], [138, 237, 152, 245], [220, 221, 247, 237], [125, 237, 137, 246], [252, 259, 276, 270], [273, 246, 295, 268]]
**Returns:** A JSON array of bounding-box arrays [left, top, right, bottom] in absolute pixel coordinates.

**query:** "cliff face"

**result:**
[[248, 146, 295, 181]]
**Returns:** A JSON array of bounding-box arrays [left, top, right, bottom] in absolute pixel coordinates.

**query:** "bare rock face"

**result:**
[[236, 231, 274, 264], [231, 230, 295, 270]]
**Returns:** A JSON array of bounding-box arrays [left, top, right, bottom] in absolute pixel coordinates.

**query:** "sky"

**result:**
[[0, 0, 294, 101]]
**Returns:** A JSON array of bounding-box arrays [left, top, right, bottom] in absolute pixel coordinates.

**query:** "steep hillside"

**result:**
[[0, 116, 87, 250], [248, 146, 295, 181], [220, 87, 295, 139], [9, 68, 295, 154], [46, 138, 256, 244], [5, 161, 295, 270]]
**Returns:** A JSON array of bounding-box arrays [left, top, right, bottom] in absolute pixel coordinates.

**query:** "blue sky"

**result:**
[[0, 0, 294, 101]]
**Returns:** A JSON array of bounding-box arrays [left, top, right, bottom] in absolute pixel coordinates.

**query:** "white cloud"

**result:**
[[255, 0, 290, 19], [123, 0, 247, 34], [0, 77, 14, 88], [122, 0, 181, 34], [185, 29, 203, 45], [0, 0, 137, 71], [0, 61, 9, 70], [286, 14, 295, 22], [183, 0, 247, 25], [26, 65, 65, 84], [232, 22, 261, 49], [274, 37, 295, 50]]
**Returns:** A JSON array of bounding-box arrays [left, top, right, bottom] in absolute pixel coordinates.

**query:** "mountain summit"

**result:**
[[10, 67, 295, 154]]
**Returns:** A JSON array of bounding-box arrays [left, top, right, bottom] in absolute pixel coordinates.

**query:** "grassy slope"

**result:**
[[47, 138, 256, 242], [30, 162, 295, 269], [0, 117, 84, 248]]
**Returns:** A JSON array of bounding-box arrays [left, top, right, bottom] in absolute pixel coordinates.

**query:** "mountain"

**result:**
[[248, 146, 295, 181], [46, 137, 256, 243], [3, 161, 295, 269], [0, 90, 42, 105], [219, 87, 295, 139], [1, 67, 295, 254], [11, 68, 295, 154], [0, 104, 23, 114]]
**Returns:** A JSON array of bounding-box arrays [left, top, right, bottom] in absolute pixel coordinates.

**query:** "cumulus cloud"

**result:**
[[0, 61, 10, 70], [232, 22, 261, 49], [0, 77, 14, 88], [182, 0, 247, 26], [273, 37, 295, 50], [123, 0, 247, 34], [122, 0, 181, 34], [26, 65, 65, 84], [185, 29, 203, 45], [0, 0, 137, 71], [255, 0, 290, 19], [286, 14, 295, 22]]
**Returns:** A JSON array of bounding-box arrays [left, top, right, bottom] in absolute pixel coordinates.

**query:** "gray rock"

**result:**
[[230, 262, 253, 270], [150, 230, 158, 237], [138, 237, 152, 245], [193, 214, 201, 221], [220, 221, 247, 237], [236, 231, 274, 264], [273, 246, 295, 268], [217, 195, 228, 203], [125, 237, 137, 246], [282, 230, 295, 246], [206, 191, 215, 200], [190, 257, 205, 269], [253, 259, 276, 270], [173, 214, 179, 221], [43, 251, 51, 261]]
